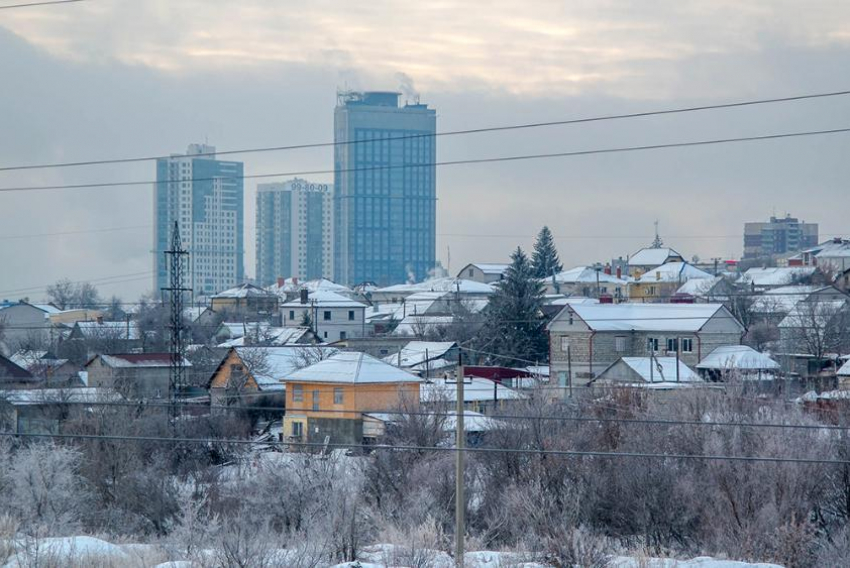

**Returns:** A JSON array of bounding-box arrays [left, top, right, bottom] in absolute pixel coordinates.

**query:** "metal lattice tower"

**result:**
[[161, 221, 191, 403]]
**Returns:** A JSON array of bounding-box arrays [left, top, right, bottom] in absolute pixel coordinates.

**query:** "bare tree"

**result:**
[[782, 298, 850, 361], [45, 279, 76, 310]]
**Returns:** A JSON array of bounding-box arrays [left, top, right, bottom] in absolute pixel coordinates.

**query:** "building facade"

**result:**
[[255, 178, 334, 286], [154, 144, 244, 296], [334, 91, 436, 286], [743, 215, 818, 261]]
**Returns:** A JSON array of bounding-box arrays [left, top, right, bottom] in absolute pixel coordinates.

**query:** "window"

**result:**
[[615, 336, 626, 352], [334, 387, 344, 404], [340, 331, 347, 340], [647, 286, 656, 296], [323, 310, 331, 321], [292, 385, 303, 402], [560, 336, 570, 352], [230, 364, 243, 373], [348, 310, 355, 321], [468, 268, 473, 277], [647, 337, 659, 352], [666, 338, 679, 353], [681, 338, 693, 353], [291, 421, 303, 438], [323, 331, 328, 339], [289, 310, 295, 320], [312, 390, 320, 411]]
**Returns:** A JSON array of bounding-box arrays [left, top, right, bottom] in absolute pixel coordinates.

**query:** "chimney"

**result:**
[[96, 315, 104, 325], [604, 264, 612, 275], [599, 294, 614, 304], [300, 289, 309, 304], [616, 266, 622, 279], [656, 271, 661, 281], [293, 277, 299, 286], [277, 277, 285, 287]]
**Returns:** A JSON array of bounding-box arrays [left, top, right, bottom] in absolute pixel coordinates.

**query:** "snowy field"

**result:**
[[0, 537, 785, 567]]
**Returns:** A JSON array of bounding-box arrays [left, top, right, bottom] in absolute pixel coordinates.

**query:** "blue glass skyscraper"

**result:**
[[154, 144, 244, 296], [334, 91, 436, 286]]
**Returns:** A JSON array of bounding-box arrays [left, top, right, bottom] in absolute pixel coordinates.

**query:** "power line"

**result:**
[[0, 225, 150, 241], [0, 0, 86, 10], [2, 89, 850, 172], [0, 271, 153, 296], [2, 126, 849, 193]]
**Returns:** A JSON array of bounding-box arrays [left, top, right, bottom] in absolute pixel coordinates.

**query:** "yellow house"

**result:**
[[629, 262, 713, 302], [283, 351, 421, 447], [207, 347, 286, 407]]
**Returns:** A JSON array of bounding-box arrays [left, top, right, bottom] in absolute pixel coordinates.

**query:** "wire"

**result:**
[[2, 89, 850, 172], [0, 225, 150, 241], [2, 126, 849, 193], [0, 271, 153, 296], [0, 430, 845, 465], [0, 0, 86, 9]]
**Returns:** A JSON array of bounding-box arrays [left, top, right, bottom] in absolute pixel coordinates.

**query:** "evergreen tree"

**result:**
[[477, 247, 548, 367], [530, 226, 563, 278]]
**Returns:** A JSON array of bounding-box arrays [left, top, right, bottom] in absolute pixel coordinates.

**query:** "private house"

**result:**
[[85, 353, 187, 399], [369, 277, 494, 305], [673, 277, 735, 303], [420, 376, 525, 414], [207, 346, 337, 407], [265, 278, 356, 303], [592, 357, 702, 386], [216, 325, 319, 348], [696, 345, 780, 381], [210, 283, 280, 321], [456, 263, 510, 285], [0, 302, 58, 354], [795, 237, 850, 272], [0, 355, 37, 389], [383, 341, 458, 377], [627, 247, 684, 277], [750, 285, 848, 325], [778, 297, 850, 367], [738, 267, 817, 291], [629, 263, 713, 303], [281, 290, 367, 342], [67, 320, 142, 353], [545, 266, 629, 299], [0, 387, 120, 434], [547, 303, 745, 386], [389, 290, 488, 338], [9, 350, 80, 386], [282, 352, 421, 446]]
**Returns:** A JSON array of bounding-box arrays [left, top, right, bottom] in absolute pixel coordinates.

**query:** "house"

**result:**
[[547, 303, 745, 386], [281, 290, 367, 342], [67, 320, 142, 353], [383, 341, 458, 377], [738, 267, 818, 291], [838, 359, 850, 387], [369, 277, 494, 305], [210, 283, 280, 321], [545, 266, 629, 299], [592, 357, 702, 386], [85, 353, 188, 399], [207, 345, 337, 406], [420, 376, 525, 414], [629, 263, 713, 303], [0, 302, 57, 354], [673, 276, 735, 303], [282, 352, 421, 446], [456, 263, 510, 284], [265, 278, 356, 303], [9, 350, 80, 386], [696, 345, 780, 381], [0, 354, 38, 389], [750, 285, 847, 325], [0, 387, 120, 434], [778, 297, 850, 367], [216, 325, 319, 348], [796, 237, 850, 272], [627, 247, 684, 277]]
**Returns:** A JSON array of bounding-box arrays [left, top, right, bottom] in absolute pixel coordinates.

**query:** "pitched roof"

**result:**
[[675, 276, 724, 296], [280, 290, 367, 308], [383, 341, 457, 368], [553, 303, 738, 332], [838, 359, 850, 376], [778, 298, 849, 328], [0, 387, 121, 405], [739, 267, 817, 287], [421, 377, 525, 402], [218, 326, 313, 347], [376, 278, 494, 295], [609, 357, 701, 383], [0, 355, 34, 379], [469, 263, 510, 275], [212, 283, 276, 299], [73, 321, 140, 340], [232, 346, 339, 389], [553, 266, 628, 285], [628, 247, 682, 267], [635, 262, 713, 283], [286, 351, 420, 384], [697, 345, 780, 371], [92, 353, 190, 368]]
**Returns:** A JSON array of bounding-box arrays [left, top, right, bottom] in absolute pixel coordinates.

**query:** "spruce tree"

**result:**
[[478, 247, 548, 367], [531, 226, 563, 278]]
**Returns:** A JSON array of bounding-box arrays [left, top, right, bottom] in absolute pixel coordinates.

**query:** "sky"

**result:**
[[0, 0, 849, 302]]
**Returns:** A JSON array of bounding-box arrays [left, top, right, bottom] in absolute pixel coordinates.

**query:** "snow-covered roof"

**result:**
[[393, 315, 455, 336], [610, 357, 701, 383], [233, 346, 339, 390], [547, 296, 600, 306], [265, 278, 353, 298], [739, 267, 817, 287], [838, 359, 850, 376], [183, 306, 208, 322], [0, 387, 121, 405], [31, 303, 63, 314], [628, 247, 682, 267], [470, 263, 510, 275], [218, 326, 313, 347], [73, 321, 140, 340], [675, 276, 723, 296], [281, 290, 367, 308], [636, 262, 713, 283], [421, 377, 525, 403], [751, 285, 823, 314], [364, 410, 497, 432], [376, 277, 494, 295], [778, 298, 849, 328], [365, 303, 403, 323], [555, 303, 736, 332], [212, 283, 276, 299], [285, 351, 420, 384], [553, 266, 629, 285], [697, 345, 780, 371], [95, 353, 189, 368], [383, 341, 456, 368]]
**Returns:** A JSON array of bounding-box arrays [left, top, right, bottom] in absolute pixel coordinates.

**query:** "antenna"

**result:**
[[161, 221, 191, 413]]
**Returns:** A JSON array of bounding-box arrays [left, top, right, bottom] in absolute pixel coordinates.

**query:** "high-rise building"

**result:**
[[334, 91, 436, 286], [255, 178, 334, 286], [154, 144, 244, 296], [743, 214, 818, 261]]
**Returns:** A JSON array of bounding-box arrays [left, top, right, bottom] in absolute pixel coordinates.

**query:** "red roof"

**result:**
[[465, 366, 532, 382]]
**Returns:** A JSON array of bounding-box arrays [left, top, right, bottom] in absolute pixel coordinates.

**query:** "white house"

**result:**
[[281, 290, 367, 342]]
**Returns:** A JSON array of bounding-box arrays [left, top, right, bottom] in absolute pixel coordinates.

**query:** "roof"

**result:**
[[778, 298, 849, 328], [73, 321, 140, 340], [0, 387, 121, 405], [376, 277, 494, 295], [363, 410, 497, 433], [0, 355, 34, 380], [552, 303, 738, 332], [697, 345, 780, 371], [91, 353, 190, 368], [234, 346, 339, 387], [739, 267, 817, 287], [212, 283, 277, 299], [553, 266, 628, 285], [635, 262, 713, 283], [265, 278, 353, 298], [421, 377, 525, 403], [285, 351, 420, 384], [218, 326, 313, 347], [628, 247, 682, 267], [468, 263, 510, 275], [547, 296, 600, 306], [383, 341, 456, 368], [838, 360, 850, 376], [675, 276, 723, 296], [751, 285, 824, 314], [393, 315, 455, 336], [606, 357, 702, 383], [281, 290, 367, 308]]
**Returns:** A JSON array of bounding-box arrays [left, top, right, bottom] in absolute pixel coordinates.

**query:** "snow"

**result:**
[[376, 277, 494, 295], [628, 247, 682, 267], [697, 345, 780, 371], [636, 262, 713, 283], [0, 387, 121, 405], [421, 377, 525, 402], [393, 315, 456, 336], [750, 285, 822, 314], [739, 267, 817, 287], [281, 290, 367, 308], [470, 263, 510, 275], [616, 357, 702, 383], [547, 296, 600, 306], [218, 326, 312, 347], [558, 303, 732, 332], [3, 536, 129, 567], [838, 359, 850, 376], [266, 277, 354, 297], [610, 556, 783, 568], [233, 346, 339, 388], [553, 266, 628, 285], [212, 283, 275, 299], [74, 320, 141, 340], [98, 353, 189, 368], [778, 298, 849, 328], [383, 340, 456, 367], [676, 276, 723, 296], [286, 351, 421, 384]]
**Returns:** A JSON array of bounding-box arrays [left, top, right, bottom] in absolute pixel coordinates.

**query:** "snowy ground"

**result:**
[[0, 537, 785, 568]]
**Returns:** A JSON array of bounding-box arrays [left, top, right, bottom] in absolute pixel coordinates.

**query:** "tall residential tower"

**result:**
[[154, 144, 244, 296], [743, 214, 819, 261], [333, 91, 436, 286], [255, 178, 334, 286]]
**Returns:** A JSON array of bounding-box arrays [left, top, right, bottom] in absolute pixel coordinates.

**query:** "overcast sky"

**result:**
[[1, 0, 849, 302]]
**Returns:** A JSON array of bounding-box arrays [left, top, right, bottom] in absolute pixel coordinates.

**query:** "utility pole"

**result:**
[[567, 344, 573, 398], [455, 350, 465, 567], [161, 221, 191, 417], [676, 338, 681, 383]]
